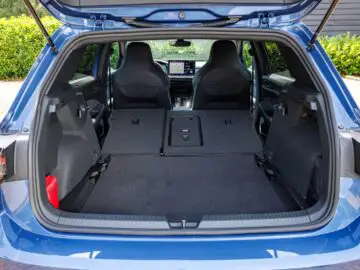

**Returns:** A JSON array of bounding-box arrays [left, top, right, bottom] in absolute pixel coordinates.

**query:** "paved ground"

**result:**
[[0, 81, 23, 122], [345, 78, 360, 106], [0, 78, 359, 122]]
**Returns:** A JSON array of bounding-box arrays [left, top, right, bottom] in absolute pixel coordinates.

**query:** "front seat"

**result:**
[[112, 42, 171, 109], [192, 40, 251, 110]]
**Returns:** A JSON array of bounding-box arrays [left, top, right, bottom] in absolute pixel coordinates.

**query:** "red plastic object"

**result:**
[[0, 153, 7, 183], [45, 175, 59, 209]]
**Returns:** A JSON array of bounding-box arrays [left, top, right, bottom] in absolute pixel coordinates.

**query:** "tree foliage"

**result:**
[[0, 14, 358, 79], [319, 34, 360, 76], [0, 0, 48, 18], [0, 16, 60, 79]]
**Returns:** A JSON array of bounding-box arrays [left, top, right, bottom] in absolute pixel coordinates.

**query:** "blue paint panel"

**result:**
[[1, 178, 360, 268]]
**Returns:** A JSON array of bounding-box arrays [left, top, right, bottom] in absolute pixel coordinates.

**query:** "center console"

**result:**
[[167, 60, 195, 108]]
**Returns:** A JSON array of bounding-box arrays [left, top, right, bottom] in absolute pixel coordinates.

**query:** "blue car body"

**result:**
[[1, 0, 360, 268]]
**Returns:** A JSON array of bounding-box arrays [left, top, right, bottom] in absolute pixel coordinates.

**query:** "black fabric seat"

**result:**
[[192, 40, 251, 110], [112, 42, 171, 109], [264, 85, 321, 203]]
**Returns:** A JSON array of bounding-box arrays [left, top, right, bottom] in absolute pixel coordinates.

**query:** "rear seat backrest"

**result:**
[[264, 85, 322, 201], [51, 91, 101, 200], [112, 42, 171, 109], [192, 40, 251, 110]]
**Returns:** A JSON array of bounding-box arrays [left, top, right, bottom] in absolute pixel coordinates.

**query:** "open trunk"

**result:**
[[62, 109, 296, 221], [30, 29, 337, 235]]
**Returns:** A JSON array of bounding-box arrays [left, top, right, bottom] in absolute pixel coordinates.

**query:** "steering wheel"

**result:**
[[155, 60, 168, 74]]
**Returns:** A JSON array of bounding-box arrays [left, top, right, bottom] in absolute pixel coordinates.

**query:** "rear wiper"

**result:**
[[123, 16, 242, 28]]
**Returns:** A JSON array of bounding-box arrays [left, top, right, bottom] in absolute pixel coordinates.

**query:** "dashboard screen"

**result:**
[[168, 60, 196, 76]]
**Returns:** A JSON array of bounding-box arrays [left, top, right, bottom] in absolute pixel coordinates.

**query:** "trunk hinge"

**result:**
[[307, 0, 340, 50], [259, 13, 270, 28], [23, 0, 58, 54], [90, 15, 107, 30]]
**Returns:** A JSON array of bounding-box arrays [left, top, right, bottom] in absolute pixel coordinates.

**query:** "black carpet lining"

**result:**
[[82, 154, 287, 221]]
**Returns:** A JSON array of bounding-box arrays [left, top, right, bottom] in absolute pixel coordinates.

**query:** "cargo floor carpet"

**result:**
[[82, 154, 288, 221]]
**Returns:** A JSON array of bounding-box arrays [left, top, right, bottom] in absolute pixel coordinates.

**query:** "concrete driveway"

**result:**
[[0, 78, 359, 122], [0, 81, 23, 122], [345, 78, 360, 106]]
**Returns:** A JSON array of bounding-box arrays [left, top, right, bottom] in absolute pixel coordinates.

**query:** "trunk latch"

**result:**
[[169, 220, 199, 229], [258, 13, 271, 28]]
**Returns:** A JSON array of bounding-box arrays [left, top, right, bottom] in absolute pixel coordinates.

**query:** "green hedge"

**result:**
[[0, 15, 359, 80], [0, 16, 60, 79], [319, 34, 360, 76]]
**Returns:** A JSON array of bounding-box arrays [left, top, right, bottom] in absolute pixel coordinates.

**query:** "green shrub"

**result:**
[[319, 34, 360, 76], [0, 15, 358, 80], [0, 0, 48, 18], [0, 15, 60, 79]]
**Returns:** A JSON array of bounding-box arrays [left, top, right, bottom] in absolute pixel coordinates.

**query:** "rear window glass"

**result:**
[[110, 42, 120, 70], [144, 40, 215, 61]]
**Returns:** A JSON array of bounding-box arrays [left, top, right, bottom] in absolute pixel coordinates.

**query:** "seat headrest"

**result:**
[[208, 40, 238, 65], [124, 42, 154, 64]]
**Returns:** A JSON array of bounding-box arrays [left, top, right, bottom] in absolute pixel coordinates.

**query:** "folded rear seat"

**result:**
[[264, 85, 321, 202], [50, 91, 101, 200], [102, 109, 166, 155], [164, 110, 262, 155]]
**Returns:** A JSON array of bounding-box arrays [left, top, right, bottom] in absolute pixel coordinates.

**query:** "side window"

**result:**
[[241, 41, 259, 112], [70, 44, 99, 82], [264, 42, 293, 78], [110, 42, 120, 70], [241, 41, 253, 70]]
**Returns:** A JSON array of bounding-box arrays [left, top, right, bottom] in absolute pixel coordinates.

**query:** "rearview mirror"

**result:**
[[169, 39, 192, 47]]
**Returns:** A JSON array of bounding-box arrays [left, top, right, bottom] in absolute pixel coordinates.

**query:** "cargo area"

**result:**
[[81, 154, 288, 219], [32, 33, 335, 234], [62, 109, 293, 221]]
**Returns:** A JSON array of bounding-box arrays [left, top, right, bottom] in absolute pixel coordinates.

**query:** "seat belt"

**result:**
[[250, 57, 255, 115], [108, 54, 114, 110]]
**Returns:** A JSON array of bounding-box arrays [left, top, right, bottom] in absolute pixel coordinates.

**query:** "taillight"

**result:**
[[45, 175, 59, 209], [0, 141, 15, 183], [0, 152, 7, 183]]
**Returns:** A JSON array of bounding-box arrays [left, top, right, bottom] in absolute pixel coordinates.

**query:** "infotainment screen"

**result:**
[[168, 60, 196, 76]]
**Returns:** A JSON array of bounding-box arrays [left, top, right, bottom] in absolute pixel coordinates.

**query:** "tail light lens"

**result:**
[[0, 153, 7, 183]]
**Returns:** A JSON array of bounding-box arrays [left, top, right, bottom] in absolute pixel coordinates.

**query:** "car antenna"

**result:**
[[23, 0, 58, 54], [307, 0, 340, 50]]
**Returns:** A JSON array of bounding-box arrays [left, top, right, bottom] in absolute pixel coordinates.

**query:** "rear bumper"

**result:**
[[1, 258, 360, 270], [1, 178, 360, 269]]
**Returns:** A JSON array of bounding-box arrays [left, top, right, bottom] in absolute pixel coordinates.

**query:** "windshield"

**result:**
[[145, 40, 214, 61]]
